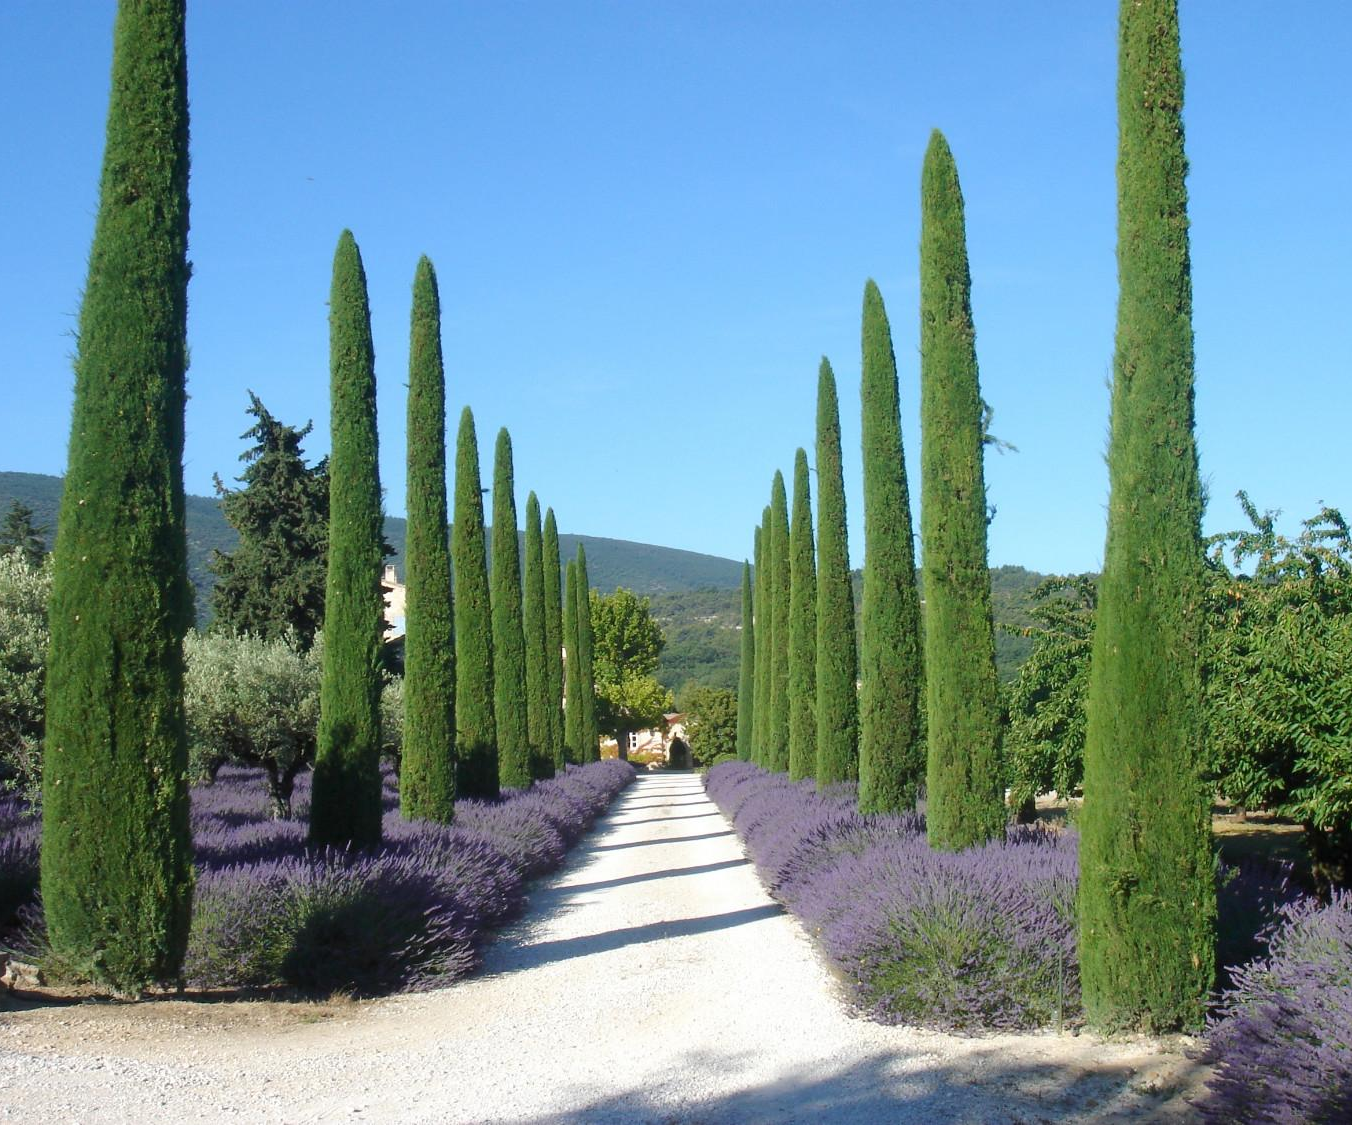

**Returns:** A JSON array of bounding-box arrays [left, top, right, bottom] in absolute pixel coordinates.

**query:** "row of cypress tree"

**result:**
[[38, 0, 601, 989], [737, 0, 1213, 1034]]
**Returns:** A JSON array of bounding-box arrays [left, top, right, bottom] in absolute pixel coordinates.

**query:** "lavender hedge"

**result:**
[[2, 759, 634, 995], [1197, 892, 1352, 1124], [704, 761, 1312, 1041]]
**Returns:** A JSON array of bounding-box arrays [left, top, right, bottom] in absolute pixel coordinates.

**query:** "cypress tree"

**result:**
[[735, 560, 755, 761], [310, 230, 384, 849], [766, 472, 791, 773], [1079, 0, 1215, 1032], [41, 0, 193, 990], [787, 449, 817, 781], [523, 493, 553, 779], [490, 428, 531, 790], [815, 358, 859, 786], [752, 512, 771, 766], [563, 559, 582, 763], [574, 545, 599, 762], [452, 407, 497, 799], [858, 280, 925, 813], [400, 256, 455, 823], [543, 508, 566, 772], [919, 132, 1005, 851]]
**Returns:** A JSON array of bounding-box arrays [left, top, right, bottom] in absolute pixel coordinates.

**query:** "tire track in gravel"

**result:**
[[0, 771, 1207, 1124]]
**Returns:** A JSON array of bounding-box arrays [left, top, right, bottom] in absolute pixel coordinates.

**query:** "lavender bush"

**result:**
[[1198, 891, 1352, 1124], [2, 759, 634, 995]]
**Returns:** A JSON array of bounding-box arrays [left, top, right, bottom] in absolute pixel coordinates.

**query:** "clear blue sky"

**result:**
[[2, 2, 1348, 576]]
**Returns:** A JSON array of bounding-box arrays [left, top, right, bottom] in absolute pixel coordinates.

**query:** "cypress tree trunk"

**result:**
[[787, 448, 817, 781], [41, 0, 193, 990], [1079, 0, 1215, 1032], [563, 559, 582, 764], [523, 492, 553, 779], [311, 230, 384, 849], [858, 280, 925, 813], [919, 132, 1005, 851], [452, 407, 497, 799], [543, 508, 566, 772], [575, 545, 599, 762], [766, 473, 791, 773], [815, 358, 859, 787], [752, 518, 769, 766], [491, 429, 531, 790], [735, 560, 755, 761], [400, 256, 455, 823]]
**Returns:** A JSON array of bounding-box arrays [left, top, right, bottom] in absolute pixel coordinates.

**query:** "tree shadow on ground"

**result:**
[[486, 905, 782, 975], [535, 1043, 1208, 1124], [609, 811, 724, 827], [591, 830, 732, 852], [560, 857, 748, 895]]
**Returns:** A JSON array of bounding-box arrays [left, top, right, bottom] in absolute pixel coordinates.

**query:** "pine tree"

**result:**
[[1079, 0, 1215, 1032], [919, 132, 1005, 851], [815, 358, 859, 786], [563, 559, 582, 764], [400, 256, 455, 823], [452, 407, 497, 799], [523, 493, 554, 779], [41, 0, 193, 990], [1, 501, 47, 569], [210, 395, 328, 647], [543, 507, 566, 772], [735, 560, 755, 761], [752, 513, 771, 766], [310, 230, 384, 850], [858, 280, 925, 813], [574, 545, 600, 762], [765, 472, 791, 773], [787, 448, 817, 781], [490, 429, 531, 789]]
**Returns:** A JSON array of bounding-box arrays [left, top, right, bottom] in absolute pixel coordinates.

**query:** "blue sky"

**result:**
[[2, 2, 1348, 576]]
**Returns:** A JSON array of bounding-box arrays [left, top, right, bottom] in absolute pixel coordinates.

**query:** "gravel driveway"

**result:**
[[0, 771, 1207, 1122]]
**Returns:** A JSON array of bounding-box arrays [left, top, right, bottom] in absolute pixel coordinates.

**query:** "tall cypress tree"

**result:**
[[858, 280, 925, 814], [452, 407, 497, 799], [919, 132, 1005, 851], [41, 0, 193, 990], [563, 559, 582, 764], [400, 256, 455, 823], [543, 508, 566, 772], [752, 512, 771, 766], [523, 492, 553, 779], [766, 472, 791, 773], [815, 358, 859, 786], [491, 429, 531, 790], [575, 545, 599, 762], [735, 560, 755, 761], [1079, 0, 1214, 1032], [787, 448, 817, 781], [311, 230, 384, 849]]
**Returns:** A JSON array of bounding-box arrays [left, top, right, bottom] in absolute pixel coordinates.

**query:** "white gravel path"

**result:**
[[0, 772, 1207, 1123]]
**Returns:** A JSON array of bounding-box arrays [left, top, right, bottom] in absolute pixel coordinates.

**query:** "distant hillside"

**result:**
[[0, 472, 742, 620]]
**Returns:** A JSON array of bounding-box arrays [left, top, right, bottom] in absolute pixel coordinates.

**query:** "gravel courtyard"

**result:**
[[0, 772, 1208, 1123]]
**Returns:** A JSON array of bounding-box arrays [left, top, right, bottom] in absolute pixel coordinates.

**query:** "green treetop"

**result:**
[[1, 501, 47, 569], [310, 230, 385, 850], [919, 131, 1004, 850], [542, 508, 566, 772], [787, 448, 817, 781], [523, 493, 554, 779], [400, 256, 456, 823], [563, 559, 582, 763], [490, 429, 531, 789], [1078, 0, 1215, 1033], [591, 588, 672, 758], [814, 358, 858, 786], [766, 473, 791, 773], [735, 560, 755, 761], [574, 545, 600, 762], [858, 280, 925, 813], [41, 0, 194, 990], [452, 407, 497, 799], [753, 513, 771, 767]]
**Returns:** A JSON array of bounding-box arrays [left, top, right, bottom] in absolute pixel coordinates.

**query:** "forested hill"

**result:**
[[0, 471, 743, 612]]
